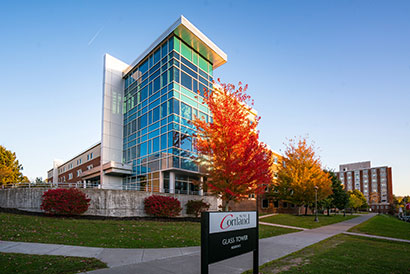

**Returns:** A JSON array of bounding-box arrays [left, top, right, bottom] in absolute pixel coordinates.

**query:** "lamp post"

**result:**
[[314, 185, 319, 222]]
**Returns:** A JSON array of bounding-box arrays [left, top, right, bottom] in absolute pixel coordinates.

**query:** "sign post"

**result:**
[[201, 211, 259, 274]]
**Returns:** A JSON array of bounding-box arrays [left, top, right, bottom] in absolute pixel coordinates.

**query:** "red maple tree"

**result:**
[[192, 80, 274, 211]]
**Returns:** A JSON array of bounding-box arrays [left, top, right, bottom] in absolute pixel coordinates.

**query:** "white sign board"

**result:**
[[209, 211, 257, 234]]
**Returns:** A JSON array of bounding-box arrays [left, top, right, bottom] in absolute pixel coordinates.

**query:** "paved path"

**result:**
[[259, 221, 308, 231], [343, 231, 410, 243], [0, 213, 376, 274]]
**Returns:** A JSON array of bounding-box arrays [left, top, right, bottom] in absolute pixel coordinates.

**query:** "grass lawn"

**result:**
[[0, 213, 297, 248], [0, 252, 106, 274], [261, 214, 358, 229], [349, 214, 410, 240], [246, 234, 410, 274]]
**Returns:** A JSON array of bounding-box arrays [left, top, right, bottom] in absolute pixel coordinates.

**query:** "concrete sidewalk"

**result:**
[[343, 231, 410, 243], [88, 213, 376, 274], [0, 213, 376, 274]]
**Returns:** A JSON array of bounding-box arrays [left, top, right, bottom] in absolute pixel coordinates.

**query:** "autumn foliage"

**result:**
[[192, 81, 274, 210], [144, 195, 182, 217], [41, 188, 91, 215], [276, 137, 332, 211]]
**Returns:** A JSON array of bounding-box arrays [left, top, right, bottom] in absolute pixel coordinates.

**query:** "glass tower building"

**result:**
[[100, 16, 227, 193]]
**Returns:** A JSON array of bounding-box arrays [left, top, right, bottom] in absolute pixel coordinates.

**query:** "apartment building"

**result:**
[[336, 161, 393, 213], [47, 143, 101, 187]]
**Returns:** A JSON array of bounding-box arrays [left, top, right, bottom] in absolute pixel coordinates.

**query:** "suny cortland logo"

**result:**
[[220, 213, 250, 230]]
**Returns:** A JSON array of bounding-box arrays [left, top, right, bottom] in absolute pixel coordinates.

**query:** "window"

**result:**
[[262, 199, 269, 209], [274, 157, 278, 164], [273, 201, 279, 208], [77, 170, 82, 177], [87, 165, 93, 170], [282, 202, 288, 208], [68, 173, 73, 180]]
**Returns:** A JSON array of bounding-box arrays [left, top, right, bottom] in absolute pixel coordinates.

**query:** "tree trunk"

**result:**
[[305, 205, 308, 216], [327, 207, 330, 216], [223, 200, 230, 212]]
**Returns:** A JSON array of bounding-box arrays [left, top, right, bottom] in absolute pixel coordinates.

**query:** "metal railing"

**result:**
[[1, 182, 100, 189]]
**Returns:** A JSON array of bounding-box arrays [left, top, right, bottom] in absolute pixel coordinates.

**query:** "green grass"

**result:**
[[0, 213, 296, 248], [349, 214, 410, 240], [261, 214, 358, 229], [246, 234, 410, 274], [0, 252, 106, 274]]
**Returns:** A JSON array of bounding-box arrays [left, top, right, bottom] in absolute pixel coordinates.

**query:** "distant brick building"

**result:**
[[336, 161, 393, 213], [47, 143, 102, 187]]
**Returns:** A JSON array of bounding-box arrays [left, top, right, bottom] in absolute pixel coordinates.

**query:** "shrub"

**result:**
[[144, 195, 182, 217], [41, 188, 91, 215], [186, 199, 210, 217]]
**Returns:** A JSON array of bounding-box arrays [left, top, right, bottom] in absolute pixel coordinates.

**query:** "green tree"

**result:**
[[0, 145, 28, 185], [348, 190, 367, 212], [326, 171, 349, 212]]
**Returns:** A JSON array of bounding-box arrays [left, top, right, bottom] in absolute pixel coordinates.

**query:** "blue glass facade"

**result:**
[[122, 35, 214, 193]]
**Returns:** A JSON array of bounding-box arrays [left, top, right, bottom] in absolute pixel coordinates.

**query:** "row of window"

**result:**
[[125, 36, 213, 91]]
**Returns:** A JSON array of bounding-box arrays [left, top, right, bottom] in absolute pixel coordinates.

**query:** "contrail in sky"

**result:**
[[88, 26, 104, 46]]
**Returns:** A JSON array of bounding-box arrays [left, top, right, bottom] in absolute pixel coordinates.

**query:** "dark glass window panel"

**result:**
[[172, 98, 180, 115], [153, 77, 160, 93], [140, 60, 148, 75], [181, 71, 192, 90], [181, 56, 198, 73], [161, 72, 168, 88], [199, 75, 207, 85], [148, 110, 153, 124], [161, 134, 167, 150], [161, 41, 168, 58], [153, 137, 160, 152], [140, 142, 147, 157], [148, 140, 152, 155], [153, 106, 160, 123], [140, 113, 148, 128], [153, 48, 160, 64], [181, 102, 192, 120], [181, 63, 197, 79], [140, 86, 148, 102], [161, 102, 168, 118], [193, 80, 198, 94], [149, 69, 160, 82]]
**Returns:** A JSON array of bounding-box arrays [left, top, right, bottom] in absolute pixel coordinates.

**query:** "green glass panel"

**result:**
[[199, 103, 208, 113], [181, 86, 197, 100], [180, 43, 192, 61], [172, 90, 180, 99], [208, 64, 213, 76], [181, 94, 198, 108], [193, 52, 198, 65], [174, 36, 180, 53], [199, 55, 208, 72], [172, 82, 180, 91]]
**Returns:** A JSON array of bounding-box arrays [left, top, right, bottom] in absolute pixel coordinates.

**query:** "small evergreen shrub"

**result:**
[[144, 195, 182, 217], [41, 188, 91, 215], [186, 199, 210, 217]]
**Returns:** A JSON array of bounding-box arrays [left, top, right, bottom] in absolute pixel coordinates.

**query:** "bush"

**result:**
[[41, 188, 91, 215], [186, 199, 210, 217], [144, 195, 182, 217]]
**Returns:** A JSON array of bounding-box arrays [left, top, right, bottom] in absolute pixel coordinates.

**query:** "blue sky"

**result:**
[[0, 0, 409, 195]]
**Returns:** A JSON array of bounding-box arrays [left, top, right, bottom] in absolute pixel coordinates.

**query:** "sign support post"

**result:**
[[201, 211, 259, 274], [201, 211, 209, 274]]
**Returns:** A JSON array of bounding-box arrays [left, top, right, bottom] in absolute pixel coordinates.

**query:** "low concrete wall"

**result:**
[[0, 188, 218, 217]]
